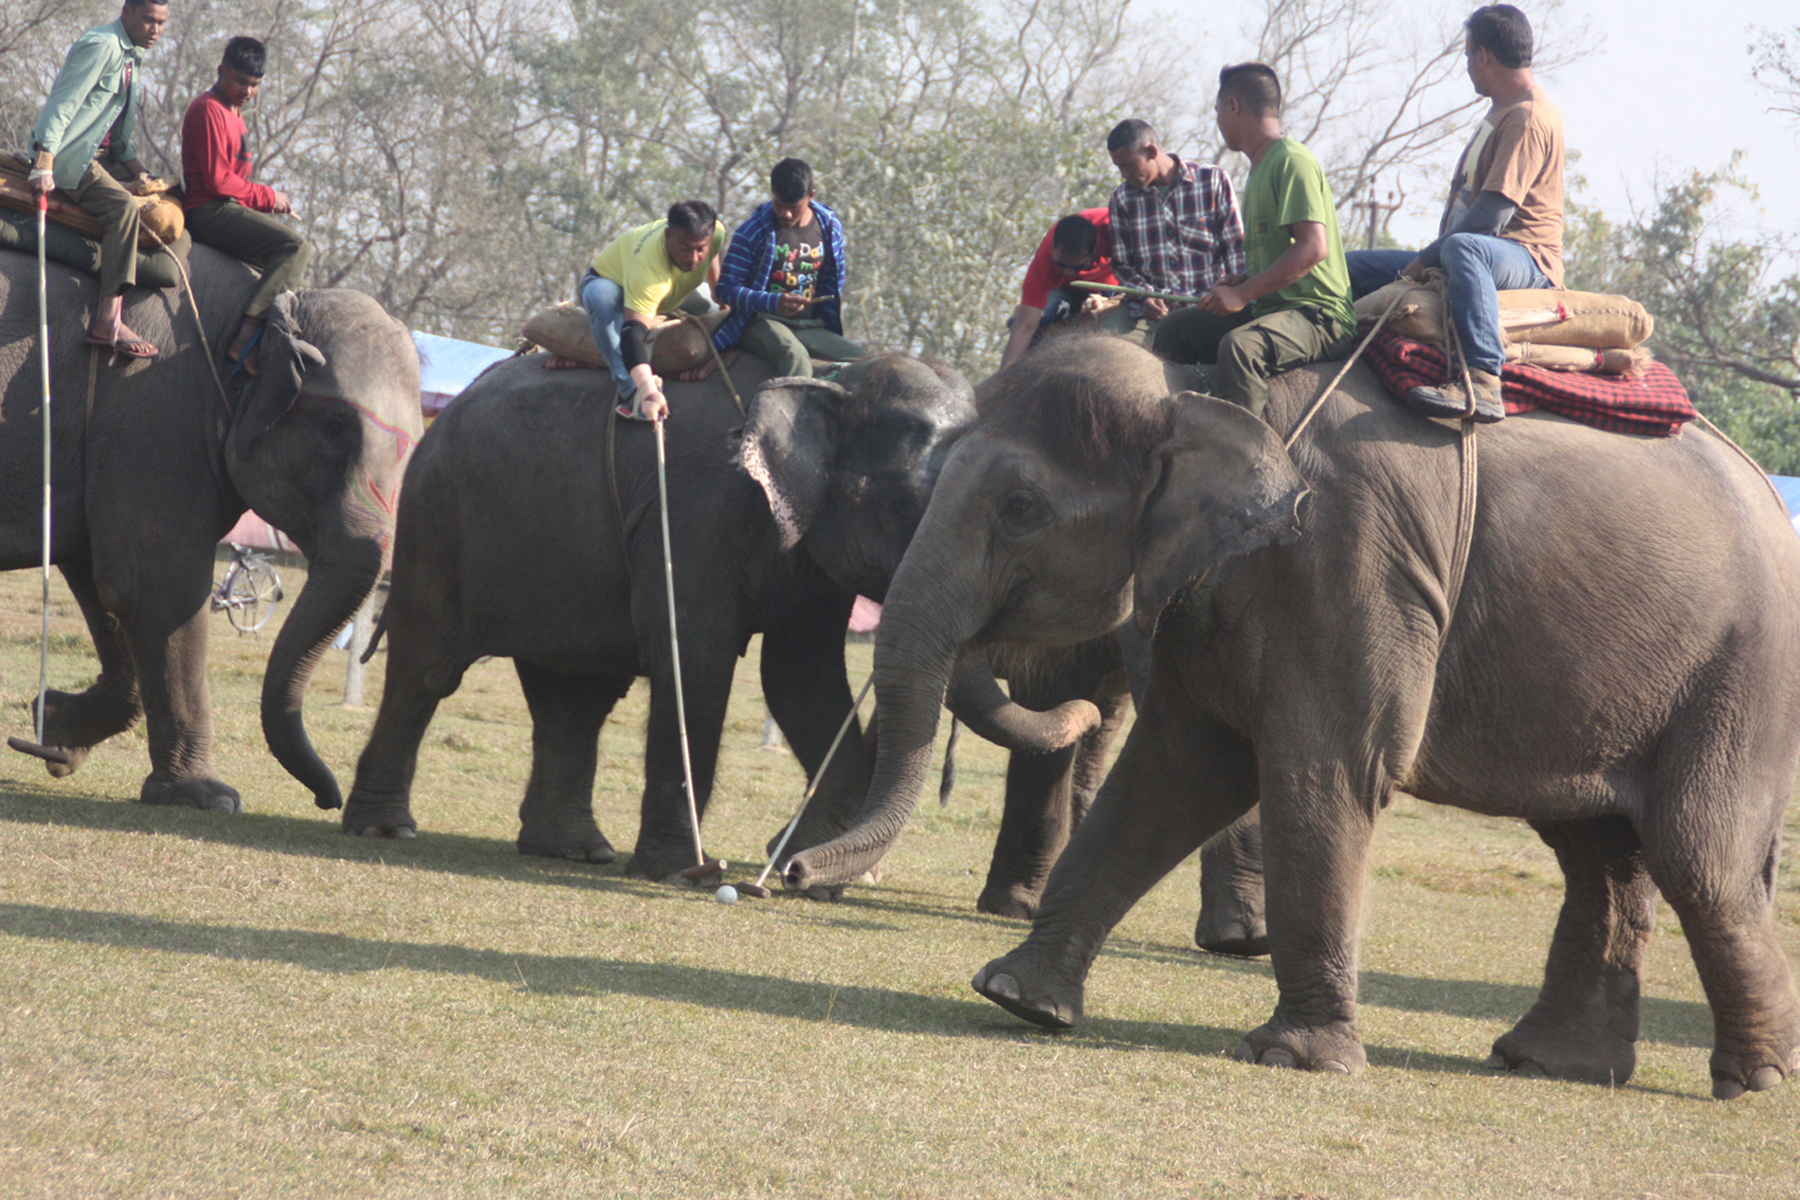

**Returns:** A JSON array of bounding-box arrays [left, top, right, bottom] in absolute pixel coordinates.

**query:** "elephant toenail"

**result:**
[[1748, 1066, 1783, 1092], [1320, 1059, 1351, 1074], [1261, 1048, 1297, 1069], [1712, 1077, 1747, 1101], [1482, 1053, 1509, 1071], [985, 973, 1021, 1002]]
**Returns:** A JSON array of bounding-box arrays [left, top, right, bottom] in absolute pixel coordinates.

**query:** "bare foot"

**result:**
[[85, 322, 158, 360]]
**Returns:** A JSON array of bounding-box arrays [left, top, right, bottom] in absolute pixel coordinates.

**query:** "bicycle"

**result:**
[[212, 543, 284, 634]]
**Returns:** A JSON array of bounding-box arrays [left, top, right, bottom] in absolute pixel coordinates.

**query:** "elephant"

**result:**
[[0, 245, 422, 810], [340, 352, 1008, 882], [785, 333, 1800, 1099]]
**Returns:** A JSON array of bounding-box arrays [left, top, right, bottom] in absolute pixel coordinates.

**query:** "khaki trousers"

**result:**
[[1155, 305, 1355, 417], [71, 160, 140, 298], [738, 314, 867, 378]]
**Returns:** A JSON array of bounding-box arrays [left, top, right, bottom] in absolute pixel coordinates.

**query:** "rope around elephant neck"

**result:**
[[1280, 282, 1406, 452]]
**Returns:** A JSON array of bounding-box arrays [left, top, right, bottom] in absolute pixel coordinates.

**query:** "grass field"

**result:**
[[3, 558, 1799, 1198]]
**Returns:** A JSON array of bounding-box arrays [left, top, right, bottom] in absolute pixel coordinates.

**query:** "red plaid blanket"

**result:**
[[1364, 332, 1697, 437]]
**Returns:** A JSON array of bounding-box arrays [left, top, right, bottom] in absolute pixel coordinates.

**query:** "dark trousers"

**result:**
[[186, 199, 314, 319]]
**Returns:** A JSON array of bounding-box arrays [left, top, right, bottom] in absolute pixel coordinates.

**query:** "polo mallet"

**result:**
[[736, 672, 874, 899], [8, 191, 72, 767], [653, 417, 725, 882]]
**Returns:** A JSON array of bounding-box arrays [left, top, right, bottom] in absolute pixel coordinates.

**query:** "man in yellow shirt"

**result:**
[[549, 200, 724, 422]]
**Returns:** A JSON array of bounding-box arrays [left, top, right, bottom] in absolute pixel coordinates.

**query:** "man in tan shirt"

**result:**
[[1346, 4, 1563, 422]]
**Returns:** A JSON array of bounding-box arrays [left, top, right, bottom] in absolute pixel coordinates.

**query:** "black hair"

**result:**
[[1051, 214, 1099, 260], [770, 157, 814, 203], [1466, 4, 1532, 69], [1105, 118, 1156, 154], [1217, 62, 1281, 117], [221, 36, 267, 77], [665, 199, 718, 238]]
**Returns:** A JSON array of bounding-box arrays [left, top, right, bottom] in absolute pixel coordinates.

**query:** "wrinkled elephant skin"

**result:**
[[0, 247, 421, 810], [808, 334, 1800, 1099]]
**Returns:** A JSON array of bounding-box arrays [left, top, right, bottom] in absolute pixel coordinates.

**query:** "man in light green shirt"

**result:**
[[29, 0, 167, 361], [547, 200, 724, 423], [1154, 63, 1356, 417]]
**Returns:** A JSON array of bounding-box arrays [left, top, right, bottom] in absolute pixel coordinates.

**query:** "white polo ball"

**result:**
[[715, 885, 739, 904]]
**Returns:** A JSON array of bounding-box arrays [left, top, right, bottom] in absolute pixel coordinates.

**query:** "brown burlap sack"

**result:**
[[1505, 341, 1650, 377], [1357, 280, 1654, 350], [137, 193, 185, 248], [1499, 290, 1653, 348], [0, 159, 186, 250], [519, 301, 732, 374]]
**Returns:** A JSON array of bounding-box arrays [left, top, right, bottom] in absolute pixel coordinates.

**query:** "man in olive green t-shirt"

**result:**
[[1153, 63, 1355, 418]]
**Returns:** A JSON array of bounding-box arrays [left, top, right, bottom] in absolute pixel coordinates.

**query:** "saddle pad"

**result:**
[[1365, 332, 1697, 437]]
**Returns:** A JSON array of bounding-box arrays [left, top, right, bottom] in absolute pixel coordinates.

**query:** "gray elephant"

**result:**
[[340, 353, 996, 881], [0, 245, 422, 810], [787, 334, 1800, 1099]]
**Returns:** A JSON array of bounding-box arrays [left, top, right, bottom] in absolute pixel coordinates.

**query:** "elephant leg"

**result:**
[[973, 702, 1257, 1028], [34, 557, 143, 778], [1195, 808, 1268, 957], [759, 601, 872, 858], [515, 661, 630, 864], [1640, 791, 1800, 1100], [629, 634, 738, 883], [978, 651, 1118, 919], [342, 624, 465, 838], [104, 553, 241, 813], [1233, 771, 1383, 1075], [1486, 815, 1653, 1085]]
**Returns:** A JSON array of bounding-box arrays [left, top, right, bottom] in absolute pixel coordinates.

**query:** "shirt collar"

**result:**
[[106, 17, 148, 63]]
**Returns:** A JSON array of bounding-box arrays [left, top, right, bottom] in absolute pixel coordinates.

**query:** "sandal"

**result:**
[[227, 324, 265, 380], [84, 332, 159, 361], [615, 399, 656, 422]]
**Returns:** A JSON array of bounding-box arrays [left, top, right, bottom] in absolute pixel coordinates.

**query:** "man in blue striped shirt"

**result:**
[[685, 158, 867, 380]]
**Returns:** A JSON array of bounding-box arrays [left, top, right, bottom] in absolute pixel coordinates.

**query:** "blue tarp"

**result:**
[[412, 331, 513, 414], [1772, 477, 1800, 537]]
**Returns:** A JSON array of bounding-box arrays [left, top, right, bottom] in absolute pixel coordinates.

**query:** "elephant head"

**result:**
[[781, 335, 1307, 890], [224, 289, 421, 809]]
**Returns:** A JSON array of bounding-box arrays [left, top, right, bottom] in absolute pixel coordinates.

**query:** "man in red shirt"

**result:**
[[999, 209, 1115, 368], [181, 36, 313, 373]]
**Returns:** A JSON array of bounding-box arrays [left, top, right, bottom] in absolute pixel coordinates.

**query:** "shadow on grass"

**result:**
[[0, 782, 1719, 1068]]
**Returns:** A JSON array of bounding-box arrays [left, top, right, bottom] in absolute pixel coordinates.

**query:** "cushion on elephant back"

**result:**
[[1355, 279, 1654, 350], [0, 203, 190, 289], [0, 155, 185, 250], [519, 301, 734, 374]]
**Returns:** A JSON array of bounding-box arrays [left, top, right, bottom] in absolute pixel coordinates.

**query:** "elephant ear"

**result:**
[[238, 291, 328, 440], [1133, 391, 1308, 625], [737, 377, 847, 549]]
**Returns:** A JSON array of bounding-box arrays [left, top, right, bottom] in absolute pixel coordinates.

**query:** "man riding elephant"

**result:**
[[28, 0, 168, 362]]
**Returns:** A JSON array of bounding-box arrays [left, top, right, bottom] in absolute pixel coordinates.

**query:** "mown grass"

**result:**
[[2, 558, 1798, 1198]]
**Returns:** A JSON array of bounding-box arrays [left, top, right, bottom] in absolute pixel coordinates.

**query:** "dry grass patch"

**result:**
[[2, 560, 1799, 1197]]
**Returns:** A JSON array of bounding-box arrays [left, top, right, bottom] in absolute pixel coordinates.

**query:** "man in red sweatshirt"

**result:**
[[181, 36, 313, 373]]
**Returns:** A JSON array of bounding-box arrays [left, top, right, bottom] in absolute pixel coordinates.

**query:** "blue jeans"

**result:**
[[577, 271, 635, 400], [1346, 236, 1551, 375]]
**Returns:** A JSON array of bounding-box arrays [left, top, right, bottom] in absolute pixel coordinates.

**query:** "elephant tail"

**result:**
[[938, 716, 959, 807], [359, 602, 390, 665]]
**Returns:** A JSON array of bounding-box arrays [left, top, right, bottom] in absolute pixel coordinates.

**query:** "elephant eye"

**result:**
[[998, 488, 1044, 532]]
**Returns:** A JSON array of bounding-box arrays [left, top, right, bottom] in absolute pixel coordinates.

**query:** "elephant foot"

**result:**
[[519, 826, 617, 865], [1704, 1034, 1800, 1101], [40, 688, 137, 779], [972, 951, 1084, 1029], [1485, 1008, 1639, 1087], [1194, 909, 1269, 958], [1233, 1016, 1365, 1075], [629, 839, 722, 885], [976, 882, 1040, 921], [139, 774, 243, 814], [341, 794, 418, 839]]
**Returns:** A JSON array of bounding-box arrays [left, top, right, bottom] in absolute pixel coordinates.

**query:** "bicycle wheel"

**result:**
[[227, 563, 281, 633]]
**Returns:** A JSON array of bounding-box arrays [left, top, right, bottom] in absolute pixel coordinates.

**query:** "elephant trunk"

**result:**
[[782, 547, 982, 891], [945, 645, 1101, 752], [261, 534, 385, 809]]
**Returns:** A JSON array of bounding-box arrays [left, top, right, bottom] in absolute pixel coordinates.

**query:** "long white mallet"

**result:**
[[8, 188, 71, 767], [736, 672, 875, 899], [652, 416, 725, 882]]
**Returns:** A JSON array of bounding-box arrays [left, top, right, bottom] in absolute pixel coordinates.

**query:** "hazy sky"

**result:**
[[1157, 0, 1799, 255]]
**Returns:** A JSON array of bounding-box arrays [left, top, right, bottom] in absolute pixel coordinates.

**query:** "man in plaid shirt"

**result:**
[[1104, 118, 1245, 339]]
